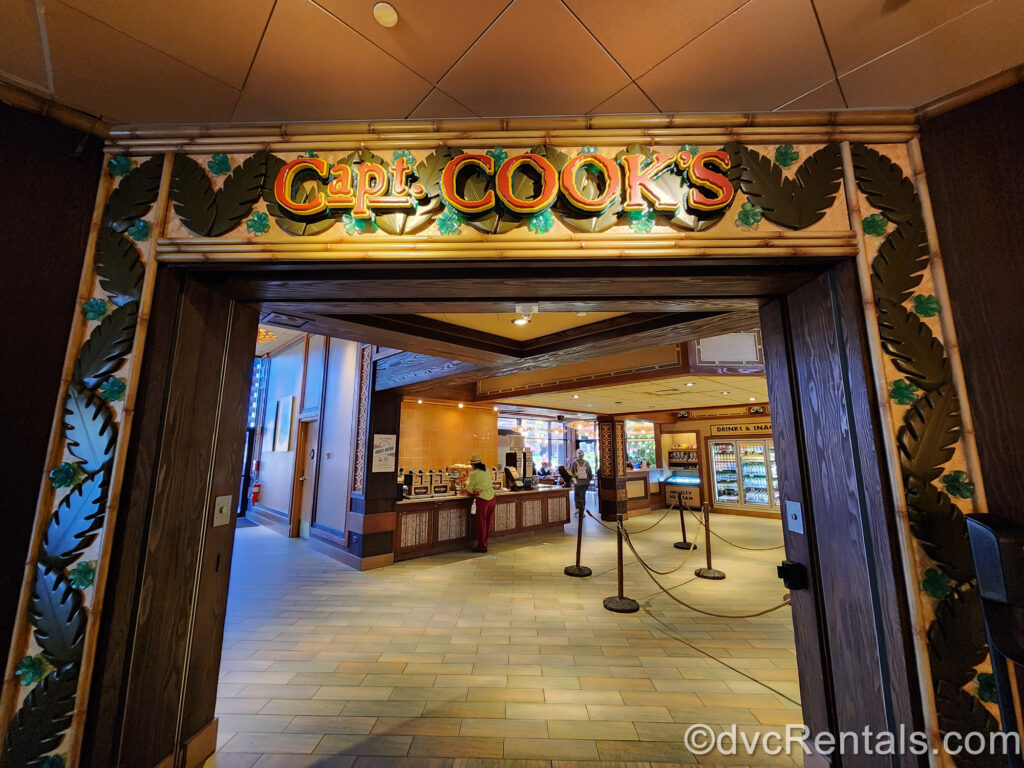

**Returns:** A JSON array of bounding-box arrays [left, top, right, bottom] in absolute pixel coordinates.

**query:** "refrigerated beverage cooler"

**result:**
[[709, 439, 780, 511]]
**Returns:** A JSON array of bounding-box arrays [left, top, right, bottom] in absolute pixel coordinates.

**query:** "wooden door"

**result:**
[[295, 419, 319, 539], [761, 262, 923, 767]]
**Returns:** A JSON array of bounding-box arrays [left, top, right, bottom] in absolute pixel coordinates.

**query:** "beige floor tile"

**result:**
[[218, 714, 296, 733], [408, 736, 504, 758], [252, 756, 355, 767], [390, 687, 469, 702], [260, 699, 345, 717], [422, 702, 506, 719], [218, 698, 272, 714], [547, 720, 639, 741], [220, 733, 323, 754], [507, 676, 581, 690], [316, 686, 395, 700], [580, 678, 655, 691], [696, 693, 789, 710], [344, 701, 427, 718], [503, 738, 600, 761], [285, 716, 378, 734], [241, 685, 321, 700], [505, 703, 589, 721], [467, 689, 545, 703], [595, 740, 695, 763], [586, 705, 673, 723], [372, 718, 462, 736], [460, 718, 547, 739], [542, 690, 623, 705], [315, 735, 413, 756]]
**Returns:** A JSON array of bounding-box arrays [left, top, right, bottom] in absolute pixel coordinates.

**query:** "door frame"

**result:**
[[289, 416, 319, 538]]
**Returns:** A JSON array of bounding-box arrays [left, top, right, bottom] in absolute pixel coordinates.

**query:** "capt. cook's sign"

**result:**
[[273, 147, 734, 225]]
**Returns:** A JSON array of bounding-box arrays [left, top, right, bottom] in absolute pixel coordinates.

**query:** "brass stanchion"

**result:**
[[694, 503, 726, 580], [673, 502, 697, 551], [564, 505, 592, 578], [603, 514, 640, 613]]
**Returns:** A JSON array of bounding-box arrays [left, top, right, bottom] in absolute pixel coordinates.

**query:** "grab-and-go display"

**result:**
[[710, 438, 779, 509]]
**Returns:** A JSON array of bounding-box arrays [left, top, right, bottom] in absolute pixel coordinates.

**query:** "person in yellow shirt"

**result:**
[[465, 452, 496, 552]]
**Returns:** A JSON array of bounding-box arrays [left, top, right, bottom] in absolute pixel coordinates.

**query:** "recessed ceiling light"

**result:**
[[572, 394, 579, 399], [372, 1, 398, 27], [417, 399, 423, 404], [493, 406, 499, 411], [511, 303, 538, 326], [458, 402, 464, 408], [720, 391, 730, 395], [685, 382, 694, 387], [749, 397, 757, 401], [576, 312, 588, 317]]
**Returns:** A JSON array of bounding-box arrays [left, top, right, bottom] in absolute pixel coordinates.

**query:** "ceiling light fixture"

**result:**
[[493, 406, 499, 411], [256, 328, 277, 344], [576, 312, 588, 317], [458, 402, 464, 408], [572, 394, 579, 399], [512, 304, 539, 326], [685, 382, 694, 387], [720, 391, 730, 395], [372, 1, 399, 27], [417, 399, 423, 404], [749, 397, 757, 401]]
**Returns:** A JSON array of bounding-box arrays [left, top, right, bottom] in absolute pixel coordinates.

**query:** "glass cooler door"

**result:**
[[738, 440, 770, 506], [767, 441, 780, 507], [710, 440, 739, 504]]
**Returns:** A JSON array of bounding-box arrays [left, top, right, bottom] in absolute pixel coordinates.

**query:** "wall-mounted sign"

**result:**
[[273, 147, 734, 226], [710, 421, 772, 436], [371, 433, 397, 472]]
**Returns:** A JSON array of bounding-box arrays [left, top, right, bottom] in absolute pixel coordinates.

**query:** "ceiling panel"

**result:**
[[0, 0, 48, 89], [409, 87, 478, 118], [56, 0, 274, 89], [418, 312, 626, 340], [45, 1, 240, 124], [563, 0, 749, 79], [438, 0, 631, 117], [777, 79, 846, 111], [815, 0, 990, 76], [589, 82, 658, 114], [501, 373, 769, 413], [840, 0, 1024, 108], [313, 0, 510, 84], [637, 0, 834, 113], [232, 0, 432, 122]]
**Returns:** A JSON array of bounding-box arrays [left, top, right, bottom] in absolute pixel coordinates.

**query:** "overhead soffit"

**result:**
[[2, 0, 1023, 124], [416, 312, 627, 341], [501, 373, 769, 414]]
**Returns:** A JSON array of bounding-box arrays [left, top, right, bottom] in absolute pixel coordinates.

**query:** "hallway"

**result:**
[[212, 511, 801, 768]]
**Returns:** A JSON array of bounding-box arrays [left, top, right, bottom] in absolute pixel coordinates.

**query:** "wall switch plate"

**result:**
[[785, 500, 804, 535], [213, 495, 233, 527]]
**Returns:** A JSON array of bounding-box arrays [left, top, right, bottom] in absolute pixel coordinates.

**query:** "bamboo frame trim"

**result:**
[[0, 80, 110, 138]]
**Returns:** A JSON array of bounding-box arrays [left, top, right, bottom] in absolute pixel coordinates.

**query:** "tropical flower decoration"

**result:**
[[486, 147, 508, 167], [912, 295, 941, 318], [392, 149, 416, 165], [921, 568, 952, 599], [941, 470, 975, 499], [342, 213, 377, 235], [862, 213, 888, 237], [436, 205, 463, 236], [16, 655, 46, 686], [81, 298, 108, 321], [679, 144, 699, 156], [246, 211, 270, 236], [207, 154, 232, 175], [735, 201, 763, 228], [889, 379, 919, 405], [976, 673, 997, 703], [99, 377, 127, 402], [50, 462, 82, 489], [775, 144, 799, 168], [627, 206, 656, 233], [127, 219, 150, 242], [69, 561, 97, 589], [299, 150, 319, 158], [107, 156, 133, 177], [39, 756, 66, 768], [579, 145, 598, 155], [528, 209, 555, 234]]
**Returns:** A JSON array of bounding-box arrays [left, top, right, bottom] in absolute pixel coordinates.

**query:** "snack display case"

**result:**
[[709, 438, 779, 510]]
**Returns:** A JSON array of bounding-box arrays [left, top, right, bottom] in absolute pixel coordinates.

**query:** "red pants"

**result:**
[[474, 496, 496, 549]]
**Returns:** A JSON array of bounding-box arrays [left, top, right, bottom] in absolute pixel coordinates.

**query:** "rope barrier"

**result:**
[[687, 509, 786, 551], [615, 514, 705, 575], [620, 521, 792, 619], [583, 507, 671, 535]]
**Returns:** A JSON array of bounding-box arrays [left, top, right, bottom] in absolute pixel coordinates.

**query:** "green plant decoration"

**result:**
[[39, 755, 66, 768], [104, 156, 163, 233], [912, 294, 941, 318], [207, 154, 232, 175], [392, 149, 415, 165], [679, 144, 699, 156], [245, 211, 270, 236], [922, 568, 952, 599], [49, 463, 82, 489], [81, 299, 108, 322], [889, 379, 919, 405], [68, 562, 95, 590], [436, 205, 463, 236], [976, 673, 997, 704], [93, 230, 144, 307], [299, 150, 319, 158], [171, 152, 270, 237], [486, 147, 508, 167], [15, 656, 46, 687], [73, 302, 138, 390], [527, 209, 554, 234], [40, 475, 109, 571], [774, 144, 799, 167], [579, 145, 598, 155], [862, 213, 888, 237], [1, 662, 81, 767], [106, 156, 133, 177], [98, 377, 126, 402], [942, 470, 975, 499], [342, 213, 376, 235], [870, 218, 930, 305], [735, 201, 763, 228], [627, 206, 655, 233], [126, 219, 150, 242]]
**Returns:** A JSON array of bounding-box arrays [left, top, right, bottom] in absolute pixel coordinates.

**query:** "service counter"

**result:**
[[624, 469, 669, 515], [394, 486, 571, 561]]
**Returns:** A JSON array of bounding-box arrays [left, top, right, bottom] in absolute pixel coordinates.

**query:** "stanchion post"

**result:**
[[694, 503, 726, 580], [564, 505, 592, 578], [603, 514, 640, 613], [673, 502, 696, 551]]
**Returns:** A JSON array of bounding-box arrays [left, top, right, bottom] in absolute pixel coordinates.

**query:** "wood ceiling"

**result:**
[[2, 0, 1023, 125]]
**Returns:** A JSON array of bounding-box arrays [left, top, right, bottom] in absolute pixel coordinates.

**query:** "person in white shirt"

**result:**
[[569, 449, 593, 517]]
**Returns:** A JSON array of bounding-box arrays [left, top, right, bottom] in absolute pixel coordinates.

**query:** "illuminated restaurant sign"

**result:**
[[273, 148, 735, 222], [710, 422, 773, 436]]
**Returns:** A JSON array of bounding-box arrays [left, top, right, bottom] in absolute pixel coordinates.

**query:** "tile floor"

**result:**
[[208, 507, 803, 768]]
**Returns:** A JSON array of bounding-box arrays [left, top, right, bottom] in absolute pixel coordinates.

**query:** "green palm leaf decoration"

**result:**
[[62, 384, 117, 475], [876, 298, 950, 391], [897, 385, 961, 483], [29, 566, 86, 667], [870, 218, 930, 305], [171, 155, 217, 235], [850, 142, 921, 225], [104, 155, 163, 233], [72, 301, 138, 391], [40, 474, 109, 571], [0, 663, 79, 768], [212, 151, 269, 236], [905, 478, 974, 584], [94, 228, 144, 306], [172, 151, 270, 237], [927, 588, 988, 690]]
